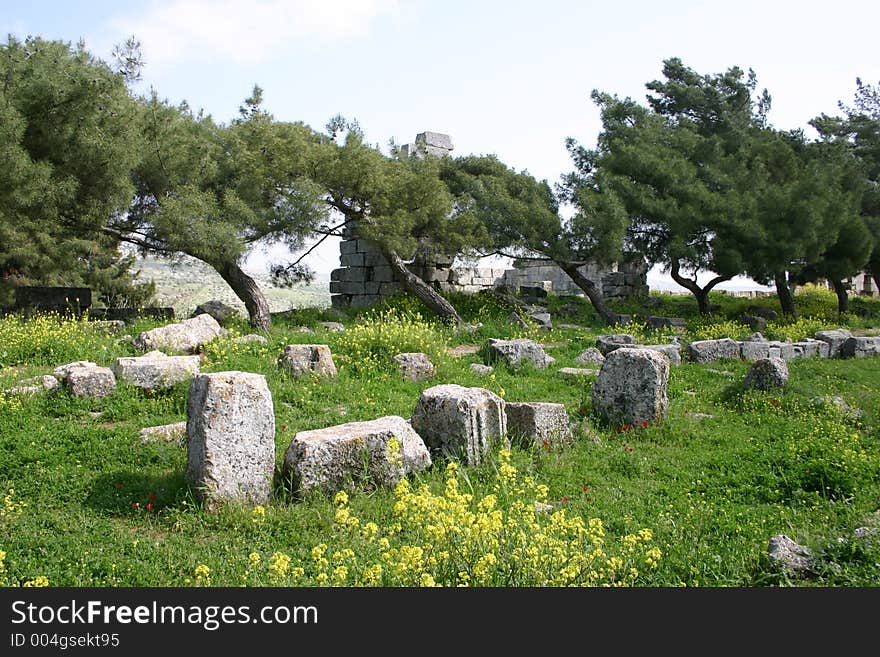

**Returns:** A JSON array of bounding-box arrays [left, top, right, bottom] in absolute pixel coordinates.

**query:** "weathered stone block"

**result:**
[[340, 252, 365, 267], [192, 300, 238, 325], [840, 336, 880, 359], [470, 363, 494, 376], [743, 357, 788, 391], [15, 286, 91, 311], [595, 334, 637, 355], [815, 329, 853, 358], [505, 402, 572, 447], [591, 348, 669, 427], [559, 367, 599, 378], [66, 366, 116, 399], [740, 340, 771, 362], [186, 372, 275, 511], [133, 313, 223, 354], [635, 344, 681, 365], [768, 534, 813, 575], [393, 352, 436, 382], [278, 344, 337, 378], [686, 338, 741, 363], [340, 281, 366, 295], [318, 322, 345, 332], [371, 266, 394, 283], [530, 312, 552, 330], [482, 338, 555, 369], [575, 347, 605, 366], [112, 351, 201, 391], [364, 252, 390, 267], [139, 421, 187, 444], [410, 384, 507, 465], [379, 282, 401, 296], [283, 415, 431, 496]]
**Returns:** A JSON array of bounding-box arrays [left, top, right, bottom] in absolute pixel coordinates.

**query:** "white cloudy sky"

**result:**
[[4, 0, 878, 289]]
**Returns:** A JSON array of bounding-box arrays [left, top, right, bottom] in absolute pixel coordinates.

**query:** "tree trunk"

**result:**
[[830, 279, 849, 314], [669, 260, 729, 316], [216, 260, 271, 330], [774, 272, 797, 318], [385, 250, 463, 325], [558, 261, 619, 325]]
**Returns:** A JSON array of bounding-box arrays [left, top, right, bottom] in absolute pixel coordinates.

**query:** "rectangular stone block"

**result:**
[[364, 281, 381, 295], [740, 341, 771, 362], [371, 266, 394, 283], [341, 281, 366, 295], [350, 294, 382, 309], [330, 294, 351, 309], [186, 371, 275, 511], [411, 384, 507, 465], [379, 282, 401, 296], [340, 253, 365, 267], [505, 402, 572, 447], [339, 240, 358, 255], [364, 252, 390, 267], [283, 416, 431, 496], [15, 286, 91, 310], [794, 341, 819, 358]]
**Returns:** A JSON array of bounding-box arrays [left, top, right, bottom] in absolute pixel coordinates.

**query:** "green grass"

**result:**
[[1, 287, 879, 587]]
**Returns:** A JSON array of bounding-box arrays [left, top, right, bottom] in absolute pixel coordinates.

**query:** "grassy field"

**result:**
[[1, 285, 879, 587]]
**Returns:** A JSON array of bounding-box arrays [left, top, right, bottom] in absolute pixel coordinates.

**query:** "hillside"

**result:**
[[132, 254, 330, 318]]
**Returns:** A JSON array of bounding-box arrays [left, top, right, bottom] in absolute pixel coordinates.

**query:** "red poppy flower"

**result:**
[[684, 409, 689, 414], [146, 503, 153, 511], [623, 424, 631, 431], [149, 494, 156, 501], [583, 486, 589, 492], [281, 425, 287, 431], [132, 502, 139, 509], [641, 421, 648, 427], [562, 496, 569, 502]]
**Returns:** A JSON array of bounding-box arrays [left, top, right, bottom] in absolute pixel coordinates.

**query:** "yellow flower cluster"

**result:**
[[1, 488, 27, 520], [335, 309, 448, 376], [23, 576, 50, 587], [0, 312, 114, 366], [193, 564, 210, 585], [242, 450, 661, 587]]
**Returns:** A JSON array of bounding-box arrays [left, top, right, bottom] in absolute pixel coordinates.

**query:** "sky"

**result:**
[[4, 0, 879, 291]]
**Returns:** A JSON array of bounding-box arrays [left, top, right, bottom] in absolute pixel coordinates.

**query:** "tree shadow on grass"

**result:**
[[85, 470, 192, 517]]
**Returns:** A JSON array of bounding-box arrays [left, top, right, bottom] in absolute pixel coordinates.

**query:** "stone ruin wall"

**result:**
[[329, 131, 649, 310], [329, 239, 649, 310]]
